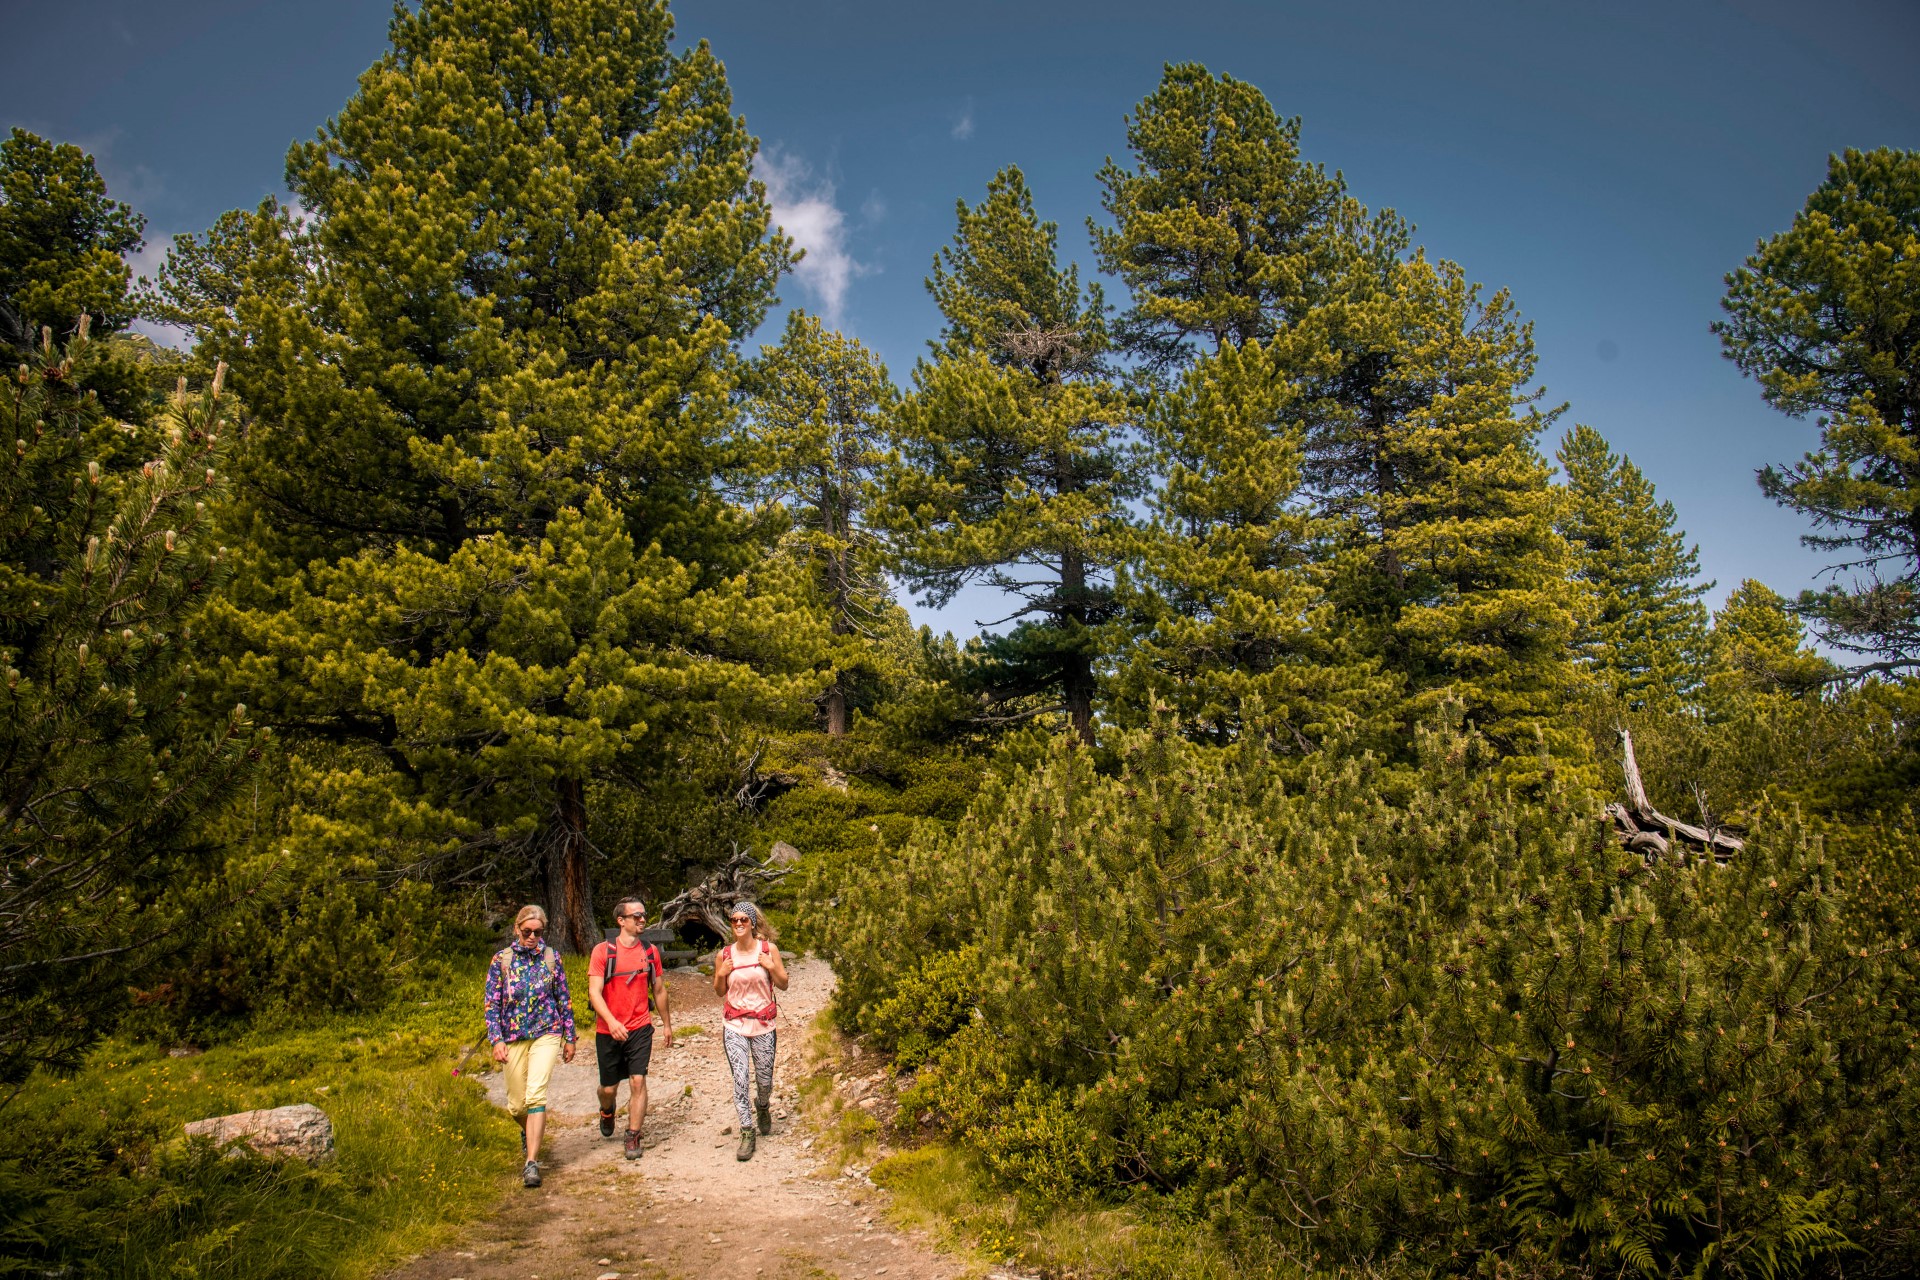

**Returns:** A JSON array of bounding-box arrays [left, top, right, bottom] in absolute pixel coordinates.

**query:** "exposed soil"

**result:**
[[382, 959, 976, 1280]]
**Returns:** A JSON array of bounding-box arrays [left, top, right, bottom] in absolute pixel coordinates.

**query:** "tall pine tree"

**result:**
[[880, 168, 1138, 744], [1314, 257, 1586, 776], [1717, 148, 1920, 670], [194, 0, 813, 951], [0, 129, 144, 342], [744, 310, 898, 736], [1555, 423, 1711, 708], [1094, 66, 1390, 745], [1, 328, 254, 1076]]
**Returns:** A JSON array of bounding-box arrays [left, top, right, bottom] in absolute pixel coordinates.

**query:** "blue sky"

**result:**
[[5, 0, 1916, 638]]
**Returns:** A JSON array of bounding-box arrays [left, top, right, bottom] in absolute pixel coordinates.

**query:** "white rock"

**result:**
[[183, 1103, 333, 1163]]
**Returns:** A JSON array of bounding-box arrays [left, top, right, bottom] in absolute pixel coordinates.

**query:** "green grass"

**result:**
[[0, 958, 535, 1279]]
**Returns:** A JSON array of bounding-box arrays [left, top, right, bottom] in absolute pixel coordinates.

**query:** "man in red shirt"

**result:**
[[588, 898, 674, 1159]]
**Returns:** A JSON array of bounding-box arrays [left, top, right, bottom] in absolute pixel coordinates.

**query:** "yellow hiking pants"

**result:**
[[504, 1033, 564, 1117]]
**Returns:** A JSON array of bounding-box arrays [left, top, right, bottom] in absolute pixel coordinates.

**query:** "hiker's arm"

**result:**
[[552, 957, 578, 1060], [764, 943, 790, 991], [483, 957, 508, 1058], [588, 967, 627, 1042], [712, 947, 731, 996], [654, 970, 673, 1047]]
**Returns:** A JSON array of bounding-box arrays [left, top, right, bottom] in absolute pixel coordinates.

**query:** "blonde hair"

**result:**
[[513, 904, 548, 933]]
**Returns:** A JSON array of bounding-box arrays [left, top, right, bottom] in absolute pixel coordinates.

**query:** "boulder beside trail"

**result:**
[[183, 1103, 335, 1163]]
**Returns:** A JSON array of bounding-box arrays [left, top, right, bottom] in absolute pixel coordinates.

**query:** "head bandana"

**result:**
[[730, 900, 762, 932]]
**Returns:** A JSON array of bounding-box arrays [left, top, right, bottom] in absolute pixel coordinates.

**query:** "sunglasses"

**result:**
[[517, 925, 546, 937], [729, 915, 751, 924]]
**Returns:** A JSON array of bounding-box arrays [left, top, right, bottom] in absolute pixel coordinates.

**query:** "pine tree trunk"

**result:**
[[544, 777, 597, 954], [1065, 663, 1095, 745], [825, 474, 853, 738], [1061, 544, 1095, 746]]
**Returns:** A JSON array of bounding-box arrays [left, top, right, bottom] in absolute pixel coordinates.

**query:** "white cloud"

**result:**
[[951, 98, 975, 141], [758, 148, 867, 324]]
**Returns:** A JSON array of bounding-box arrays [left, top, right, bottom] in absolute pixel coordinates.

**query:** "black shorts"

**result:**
[[595, 1024, 654, 1085]]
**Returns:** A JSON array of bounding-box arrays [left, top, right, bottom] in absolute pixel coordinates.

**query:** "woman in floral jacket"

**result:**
[[485, 904, 577, 1187]]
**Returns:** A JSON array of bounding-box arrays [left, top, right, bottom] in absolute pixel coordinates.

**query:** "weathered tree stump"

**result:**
[[657, 844, 793, 938], [1607, 729, 1743, 863]]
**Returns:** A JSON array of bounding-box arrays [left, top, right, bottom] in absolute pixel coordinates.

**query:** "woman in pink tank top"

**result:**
[[713, 899, 788, 1161]]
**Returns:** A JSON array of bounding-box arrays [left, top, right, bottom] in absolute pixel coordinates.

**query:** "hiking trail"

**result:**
[[384, 958, 990, 1280]]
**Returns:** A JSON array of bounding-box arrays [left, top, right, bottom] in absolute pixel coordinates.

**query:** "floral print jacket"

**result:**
[[484, 941, 577, 1045]]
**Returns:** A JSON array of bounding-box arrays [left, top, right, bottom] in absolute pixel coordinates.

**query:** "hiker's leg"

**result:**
[[505, 1038, 532, 1124], [723, 1028, 755, 1131], [751, 1028, 776, 1102], [626, 1022, 654, 1133], [522, 1033, 563, 1160], [628, 1073, 647, 1132], [595, 1031, 622, 1121]]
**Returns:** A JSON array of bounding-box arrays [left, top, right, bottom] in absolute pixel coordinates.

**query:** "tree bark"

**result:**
[[544, 777, 597, 954], [825, 473, 852, 737], [1060, 544, 1095, 746]]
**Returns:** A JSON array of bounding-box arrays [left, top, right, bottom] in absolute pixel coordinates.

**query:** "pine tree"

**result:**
[[1090, 63, 1379, 371], [1092, 66, 1391, 745], [745, 311, 898, 736], [880, 168, 1139, 744], [1315, 257, 1586, 775], [194, 0, 811, 951], [1704, 579, 1837, 715], [0, 129, 144, 342], [1716, 148, 1920, 670], [0, 327, 255, 1078], [1555, 423, 1712, 707]]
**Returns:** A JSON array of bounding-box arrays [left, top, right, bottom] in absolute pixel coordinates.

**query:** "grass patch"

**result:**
[[869, 1145, 1285, 1280], [0, 958, 534, 1278]]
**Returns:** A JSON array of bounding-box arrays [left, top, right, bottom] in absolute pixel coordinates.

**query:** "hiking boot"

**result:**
[[756, 1098, 773, 1136], [624, 1130, 643, 1160], [736, 1129, 756, 1161], [599, 1109, 616, 1138], [522, 1159, 541, 1188]]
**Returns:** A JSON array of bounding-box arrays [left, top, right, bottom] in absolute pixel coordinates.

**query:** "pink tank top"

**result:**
[[723, 941, 776, 1038]]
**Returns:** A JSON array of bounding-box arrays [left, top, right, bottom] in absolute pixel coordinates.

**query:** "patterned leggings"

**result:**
[[723, 1027, 777, 1129]]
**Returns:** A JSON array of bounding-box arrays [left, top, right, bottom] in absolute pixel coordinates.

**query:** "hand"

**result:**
[[660, 1024, 674, 1049], [609, 1022, 629, 1043], [562, 1041, 577, 1064], [715, 949, 733, 978], [491, 1042, 508, 1064]]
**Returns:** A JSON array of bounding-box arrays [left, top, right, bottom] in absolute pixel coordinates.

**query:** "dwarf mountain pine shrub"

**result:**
[[825, 719, 1919, 1277]]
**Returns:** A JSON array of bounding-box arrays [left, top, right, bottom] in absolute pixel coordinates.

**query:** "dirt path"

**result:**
[[384, 958, 975, 1280]]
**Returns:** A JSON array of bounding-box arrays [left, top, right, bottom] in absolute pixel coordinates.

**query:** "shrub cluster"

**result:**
[[824, 719, 1920, 1277]]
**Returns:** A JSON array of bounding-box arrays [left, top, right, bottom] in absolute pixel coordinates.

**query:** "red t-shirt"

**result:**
[[590, 938, 660, 1034]]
